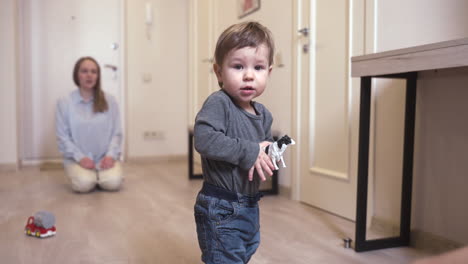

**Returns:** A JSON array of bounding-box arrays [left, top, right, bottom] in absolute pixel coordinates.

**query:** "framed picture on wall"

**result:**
[[238, 0, 261, 18]]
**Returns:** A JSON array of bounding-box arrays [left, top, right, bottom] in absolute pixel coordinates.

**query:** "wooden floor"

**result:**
[[0, 160, 431, 264]]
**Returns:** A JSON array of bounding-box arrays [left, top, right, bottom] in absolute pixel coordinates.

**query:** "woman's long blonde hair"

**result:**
[[73, 56, 108, 113]]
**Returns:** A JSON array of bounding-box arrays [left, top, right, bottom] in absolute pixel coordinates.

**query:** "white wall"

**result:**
[[373, 0, 468, 243], [376, 0, 468, 51], [19, 0, 123, 162], [1, 1, 188, 164], [214, 0, 294, 188], [0, 0, 18, 167], [126, 0, 188, 158]]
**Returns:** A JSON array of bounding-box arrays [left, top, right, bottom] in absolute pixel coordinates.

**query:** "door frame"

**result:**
[[291, 0, 310, 201], [16, 0, 127, 165], [188, 0, 217, 126], [291, 0, 377, 221]]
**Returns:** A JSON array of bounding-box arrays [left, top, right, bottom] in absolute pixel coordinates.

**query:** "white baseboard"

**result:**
[[411, 229, 463, 254], [20, 156, 187, 168], [370, 216, 463, 253], [126, 155, 186, 164], [21, 159, 62, 167], [0, 163, 17, 172], [279, 185, 292, 199], [20, 159, 64, 171]]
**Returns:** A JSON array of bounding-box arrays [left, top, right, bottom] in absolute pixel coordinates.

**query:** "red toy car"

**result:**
[[25, 215, 56, 238]]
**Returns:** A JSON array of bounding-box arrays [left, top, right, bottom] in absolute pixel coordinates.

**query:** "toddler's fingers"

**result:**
[[248, 167, 254, 181], [260, 152, 275, 171], [265, 157, 275, 171], [256, 163, 266, 181], [261, 160, 273, 177]]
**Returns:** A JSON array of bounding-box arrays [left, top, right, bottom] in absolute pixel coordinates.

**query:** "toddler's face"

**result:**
[[214, 44, 272, 111]]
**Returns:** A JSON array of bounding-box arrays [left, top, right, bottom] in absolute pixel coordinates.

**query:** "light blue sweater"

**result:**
[[55, 89, 122, 167]]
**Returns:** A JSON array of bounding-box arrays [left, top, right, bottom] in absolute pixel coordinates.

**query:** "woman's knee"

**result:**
[[71, 177, 97, 193], [98, 162, 123, 191], [98, 176, 123, 191], [64, 162, 97, 193]]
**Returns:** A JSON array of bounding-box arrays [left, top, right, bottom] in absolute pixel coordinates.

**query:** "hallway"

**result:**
[[0, 160, 429, 263]]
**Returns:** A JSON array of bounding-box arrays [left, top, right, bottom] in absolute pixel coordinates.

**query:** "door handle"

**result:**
[[110, 42, 119, 50], [298, 27, 309, 37], [104, 64, 118, 71]]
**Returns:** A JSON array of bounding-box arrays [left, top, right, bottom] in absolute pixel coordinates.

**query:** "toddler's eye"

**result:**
[[255, 65, 265, 71], [233, 64, 243, 70]]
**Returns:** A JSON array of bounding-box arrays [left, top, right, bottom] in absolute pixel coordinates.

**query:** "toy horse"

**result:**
[[265, 135, 295, 170]]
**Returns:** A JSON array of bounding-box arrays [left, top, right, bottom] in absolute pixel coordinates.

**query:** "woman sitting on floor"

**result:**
[[55, 56, 123, 193]]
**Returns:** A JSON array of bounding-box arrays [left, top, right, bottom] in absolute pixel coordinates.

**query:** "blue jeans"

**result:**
[[194, 183, 262, 264]]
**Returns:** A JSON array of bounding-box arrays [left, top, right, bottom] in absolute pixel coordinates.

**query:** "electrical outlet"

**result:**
[[155, 131, 165, 140], [143, 130, 165, 140]]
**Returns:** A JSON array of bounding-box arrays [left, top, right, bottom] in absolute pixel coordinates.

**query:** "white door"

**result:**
[[189, 0, 218, 174], [189, 0, 217, 124], [294, 0, 367, 220], [19, 0, 123, 163]]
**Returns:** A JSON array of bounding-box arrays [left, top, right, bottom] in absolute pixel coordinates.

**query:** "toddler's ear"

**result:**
[[213, 64, 223, 88], [213, 64, 221, 77]]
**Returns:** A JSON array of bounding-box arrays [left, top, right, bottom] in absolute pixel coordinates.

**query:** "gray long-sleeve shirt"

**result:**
[[194, 90, 273, 196], [55, 89, 122, 166]]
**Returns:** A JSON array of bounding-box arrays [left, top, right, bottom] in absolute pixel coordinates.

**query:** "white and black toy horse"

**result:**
[[264, 135, 296, 170]]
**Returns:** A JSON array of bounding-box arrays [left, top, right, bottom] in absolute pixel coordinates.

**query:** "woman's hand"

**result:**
[[100, 156, 115, 170], [248, 141, 275, 181], [79, 157, 96, 169]]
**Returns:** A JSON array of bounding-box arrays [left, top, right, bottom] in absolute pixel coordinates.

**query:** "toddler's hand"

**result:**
[[79, 157, 95, 170], [248, 141, 275, 181]]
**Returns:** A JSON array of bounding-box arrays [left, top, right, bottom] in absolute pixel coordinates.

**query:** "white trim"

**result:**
[[188, 0, 198, 126], [14, 0, 20, 168], [208, 0, 216, 95], [21, 159, 63, 166], [17, 0, 25, 166], [308, 0, 316, 172], [120, 0, 127, 162], [291, 0, 305, 201], [187, 0, 215, 126], [373, 0, 379, 53], [309, 167, 348, 180], [126, 155, 186, 163], [0, 163, 18, 172], [344, 0, 353, 181]]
